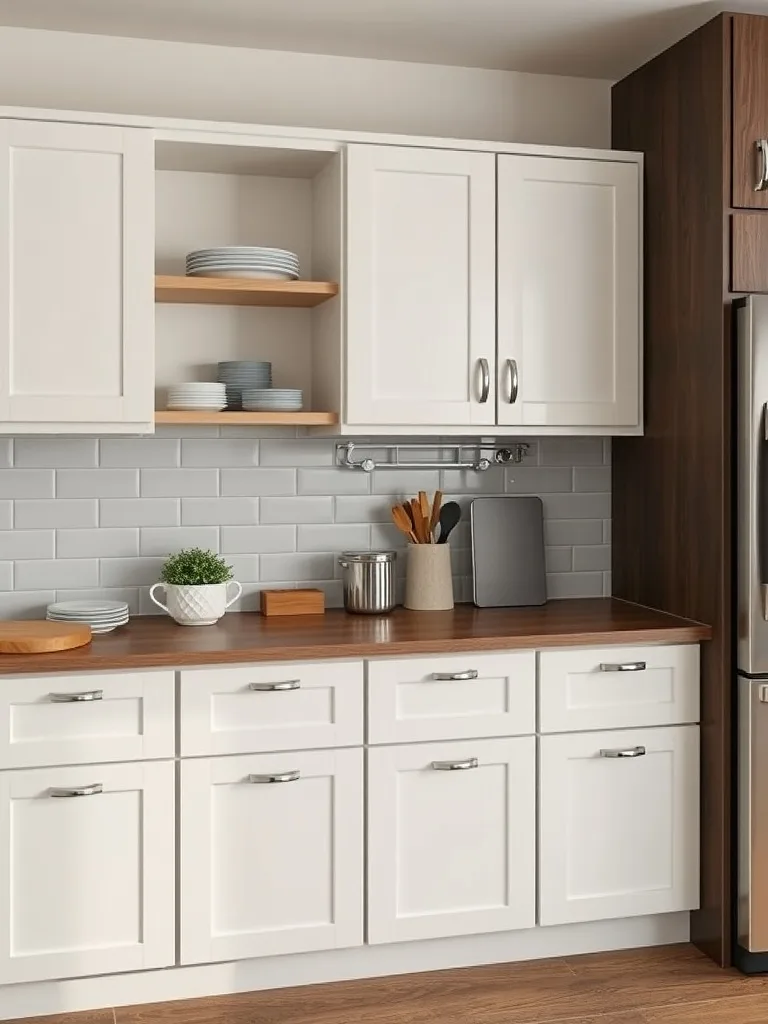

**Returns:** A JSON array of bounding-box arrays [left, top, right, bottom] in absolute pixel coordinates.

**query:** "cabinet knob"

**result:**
[[49, 783, 104, 797], [248, 680, 301, 691], [431, 757, 479, 771], [248, 770, 301, 784], [430, 670, 479, 681], [599, 746, 646, 759], [598, 661, 646, 673], [756, 140, 768, 191], [49, 690, 104, 702]]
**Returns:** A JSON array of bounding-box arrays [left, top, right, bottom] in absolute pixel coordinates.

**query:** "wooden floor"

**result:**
[[12, 945, 768, 1024]]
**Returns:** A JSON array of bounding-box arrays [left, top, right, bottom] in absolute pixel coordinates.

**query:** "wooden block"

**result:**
[[260, 589, 325, 616]]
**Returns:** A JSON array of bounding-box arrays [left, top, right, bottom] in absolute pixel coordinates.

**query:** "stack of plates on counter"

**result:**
[[185, 247, 300, 281], [167, 383, 227, 411], [46, 600, 130, 635], [243, 388, 303, 412], [217, 361, 272, 410]]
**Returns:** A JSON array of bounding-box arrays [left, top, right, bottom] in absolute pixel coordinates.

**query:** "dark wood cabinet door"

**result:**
[[734, 15, 768, 208], [732, 213, 768, 290]]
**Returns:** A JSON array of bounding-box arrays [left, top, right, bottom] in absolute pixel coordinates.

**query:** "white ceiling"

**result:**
[[0, 0, 765, 80]]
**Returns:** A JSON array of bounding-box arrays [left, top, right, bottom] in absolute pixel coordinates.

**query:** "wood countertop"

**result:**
[[0, 599, 710, 676]]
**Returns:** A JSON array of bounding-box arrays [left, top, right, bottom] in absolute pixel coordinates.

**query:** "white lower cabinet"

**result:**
[[367, 736, 536, 944], [0, 760, 175, 984], [539, 725, 700, 926], [180, 747, 364, 964]]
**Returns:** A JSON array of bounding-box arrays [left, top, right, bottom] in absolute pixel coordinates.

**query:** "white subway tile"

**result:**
[[505, 467, 573, 493], [140, 527, 220, 557], [0, 440, 11, 468], [0, 470, 54, 499], [222, 555, 259, 584], [221, 469, 296, 497], [259, 439, 333, 467], [141, 469, 218, 498], [539, 438, 604, 466], [100, 498, 179, 527], [221, 426, 296, 439], [573, 466, 611, 492], [54, 588, 141, 614], [369, 524, 406, 551], [261, 497, 333, 524], [221, 526, 296, 554], [181, 439, 259, 468], [573, 545, 611, 572], [545, 547, 573, 573], [440, 467, 505, 493], [155, 424, 220, 438], [15, 499, 98, 529], [57, 528, 139, 559], [0, 502, 10, 529], [15, 559, 99, 591], [334, 496, 391, 524], [603, 519, 612, 543], [227, 582, 268, 613], [302, 579, 343, 607], [546, 572, 604, 598], [371, 470, 440, 495], [15, 438, 98, 468], [100, 438, 180, 468], [0, 590, 54, 619], [57, 470, 138, 499], [0, 562, 11, 589], [544, 519, 604, 546], [298, 468, 370, 495], [542, 493, 611, 520], [181, 497, 257, 526], [0, 530, 54, 560], [100, 557, 164, 588], [298, 524, 369, 552], [260, 553, 335, 582]]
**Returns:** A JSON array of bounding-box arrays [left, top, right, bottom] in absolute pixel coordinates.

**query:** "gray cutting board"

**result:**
[[470, 496, 546, 607]]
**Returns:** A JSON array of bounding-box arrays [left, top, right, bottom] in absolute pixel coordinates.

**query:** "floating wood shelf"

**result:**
[[155, 410, 339, 426], [155, 275, 339, 308]]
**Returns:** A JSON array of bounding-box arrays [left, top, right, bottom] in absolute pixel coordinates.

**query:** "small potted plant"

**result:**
[[149, 548, 242, 626]]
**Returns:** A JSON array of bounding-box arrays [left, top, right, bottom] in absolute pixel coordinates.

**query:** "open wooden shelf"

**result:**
[[155, 275, 339, 308], [155, 410, 339, 426]]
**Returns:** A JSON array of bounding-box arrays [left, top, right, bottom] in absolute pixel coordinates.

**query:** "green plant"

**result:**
[[160, 548, 234, 586]]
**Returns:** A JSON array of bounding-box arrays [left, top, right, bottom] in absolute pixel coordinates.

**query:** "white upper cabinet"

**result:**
[[346, 145, 496, 427], [497, 155, 641, 429], [0, 120, 154, 431]]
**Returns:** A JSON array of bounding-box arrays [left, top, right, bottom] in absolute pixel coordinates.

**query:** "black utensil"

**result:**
[[437, 501, 461, 544]]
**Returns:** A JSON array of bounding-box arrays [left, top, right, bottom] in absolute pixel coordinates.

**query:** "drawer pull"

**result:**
[[49, 689, 104, 702], [249, 680, 301, 691], [430, 670, 479, 681], [248, 770, 301, 784], [431, 757, 479, 771], [49, 783, 103, 798], [599, 746, 646, 759], [598, 661, 647, 673]]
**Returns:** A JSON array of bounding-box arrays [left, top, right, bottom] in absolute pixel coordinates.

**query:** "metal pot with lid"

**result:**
[[338, 551, 397, 614]]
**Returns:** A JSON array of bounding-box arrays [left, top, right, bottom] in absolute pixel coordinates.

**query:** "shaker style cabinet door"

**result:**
[[539, 726, 700, 926], [497, 155, 640, 429], [0, 760, 175, 984], [367, 737, 536, 943], [733, 15, 768, 209], [0, 119, 154, 430], [180, 748, 363, 964], [346, 144, 496, 427]]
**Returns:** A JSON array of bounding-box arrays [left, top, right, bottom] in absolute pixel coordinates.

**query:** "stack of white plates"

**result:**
[[185, 247, 300, 281], [217, 362, 272, 410], [46, 600, 130, 635], [167, 383, 227, 411], [243, 388, 303, 412]]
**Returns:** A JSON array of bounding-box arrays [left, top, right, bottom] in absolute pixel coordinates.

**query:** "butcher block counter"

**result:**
[[0, 598, 710, 675]]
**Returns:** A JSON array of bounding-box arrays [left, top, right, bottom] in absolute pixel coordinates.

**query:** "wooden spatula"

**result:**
[[429, 490, 443, 543], [411, 498, 426, 543], [392, 505, 418, 543]]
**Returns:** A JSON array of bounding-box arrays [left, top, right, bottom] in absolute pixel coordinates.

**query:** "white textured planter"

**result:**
[[149, 581, 242, 626]]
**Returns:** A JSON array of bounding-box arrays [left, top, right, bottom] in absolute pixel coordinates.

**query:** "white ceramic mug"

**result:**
[[149, 581, 242, 626]]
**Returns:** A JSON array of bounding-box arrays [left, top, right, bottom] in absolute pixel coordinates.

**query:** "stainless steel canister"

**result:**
[[338, 551, 397, 614]]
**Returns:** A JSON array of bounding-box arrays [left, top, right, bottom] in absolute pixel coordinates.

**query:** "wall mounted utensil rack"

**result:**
[[336, 442, 531, 473]]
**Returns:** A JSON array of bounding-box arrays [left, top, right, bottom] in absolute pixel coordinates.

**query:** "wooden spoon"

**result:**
[[429, 490, 443, 542], [411, 497, 426, 543], [391, 505, 418, 543]]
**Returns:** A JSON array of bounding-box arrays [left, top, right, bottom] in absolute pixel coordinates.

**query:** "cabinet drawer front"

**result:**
[[0, 759, 175, 983], [0, 670, 175, 767], [367, 736, 535, 943], [367, 651, 535, 743], [180, 748, 363, 963], [538, 644, 699, 732], [180, 660, 363, 755], [539, 726, 700, 926]]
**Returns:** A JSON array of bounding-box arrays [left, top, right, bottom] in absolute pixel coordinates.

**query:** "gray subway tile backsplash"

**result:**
[[0, 432, 611, 615]]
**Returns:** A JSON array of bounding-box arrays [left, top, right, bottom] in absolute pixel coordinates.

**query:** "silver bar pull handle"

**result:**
[[599, 746, 646, 759], [431, 670, 479, 681], [478, 358, 490, 403], [249, 680, 301, 691], [507, 358, 519, 403], [248, 770, 300, 784], [756, 140, 768, 191], [431, 757, 479, 771], [49, 690, 104, 702], [599, 661, 647, 673], [49, 783, 103, 798]]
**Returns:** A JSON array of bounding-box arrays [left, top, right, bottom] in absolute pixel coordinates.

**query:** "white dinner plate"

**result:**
[[187, 269, 298, 280]]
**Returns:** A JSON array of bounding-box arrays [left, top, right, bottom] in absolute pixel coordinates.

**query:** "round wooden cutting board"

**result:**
[[0, 621, 92, 654]]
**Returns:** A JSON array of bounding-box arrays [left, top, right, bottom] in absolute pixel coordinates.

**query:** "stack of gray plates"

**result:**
[[217, 361, 272, 410], [167, 382, 227, 411], [46, 600, 130, 635], [243, 388, 303, 412], [185, 247, 300, 281]]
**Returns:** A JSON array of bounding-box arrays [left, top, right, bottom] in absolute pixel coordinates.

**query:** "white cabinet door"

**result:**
[[497, 156, 640, 429], [0, 119, 154, 430], [539, 726, 699, 926], [0, 760, 174, 984], [368, 737, 535, 943], [180, 748, 363, 964], [346, 144, 496, 427]]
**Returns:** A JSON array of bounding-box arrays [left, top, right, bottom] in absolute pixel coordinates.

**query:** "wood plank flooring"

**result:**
[[10, 945, 768, 1024]]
